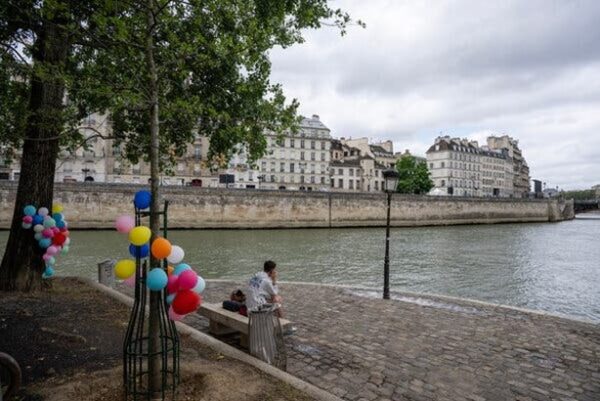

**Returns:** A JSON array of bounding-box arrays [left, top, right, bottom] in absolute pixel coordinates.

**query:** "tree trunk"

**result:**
[[145, 0, 162, 394], [0, 16, 69, 292]]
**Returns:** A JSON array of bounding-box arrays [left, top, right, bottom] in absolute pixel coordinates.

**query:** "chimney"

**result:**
[[312, 114, 320, 120]]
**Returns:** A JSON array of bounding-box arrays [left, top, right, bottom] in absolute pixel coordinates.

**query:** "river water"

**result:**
[[1, 215, 599, 322]]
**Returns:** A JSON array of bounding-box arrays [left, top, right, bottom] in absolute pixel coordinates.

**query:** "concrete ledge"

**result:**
[[78, 277, 343, 401]]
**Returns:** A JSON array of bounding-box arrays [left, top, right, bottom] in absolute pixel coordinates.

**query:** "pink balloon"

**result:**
[[115, 215, 135, 233], [178, 270, 198, 291], [42, 228, 54, 238], [123, 275, 136, 288], [168, 305, 184, 321], [42, 253, 52, 261], [166, 275, 179, 294], [46, 246, 58, 256], [23, 215, 33, 224], [51, 227, 60, 234]]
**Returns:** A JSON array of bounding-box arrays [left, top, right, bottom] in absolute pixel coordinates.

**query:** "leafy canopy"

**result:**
[[395, 155, 433, 195]]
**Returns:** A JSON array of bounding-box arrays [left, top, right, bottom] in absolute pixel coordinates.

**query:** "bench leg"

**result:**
[[240, 333, 248, 348]]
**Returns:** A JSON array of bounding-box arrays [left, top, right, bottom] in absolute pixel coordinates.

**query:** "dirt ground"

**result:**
[[0, 277, 313, 401]]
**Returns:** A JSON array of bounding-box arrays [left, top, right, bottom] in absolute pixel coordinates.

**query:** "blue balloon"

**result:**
[[192, 277, 205, 294], [134, 190, 152, 209], [129, 243, 150, 258], [38, 238, 52, 249], [173, 263, 191, 276], [43, 266, 54, 278], [32, 214, 44, 225], [56, 220, 66, 229], [24, 205, 37, 216], [52, 213, 63, 222], [166, 294, 175, 304], [146, 268, 168, 291]]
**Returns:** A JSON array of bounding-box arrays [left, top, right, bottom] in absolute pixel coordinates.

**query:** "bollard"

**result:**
[[98, 259, 115, 287]]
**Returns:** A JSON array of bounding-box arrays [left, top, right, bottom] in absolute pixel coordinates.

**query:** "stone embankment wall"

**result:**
[[0, 182, 574, 229]]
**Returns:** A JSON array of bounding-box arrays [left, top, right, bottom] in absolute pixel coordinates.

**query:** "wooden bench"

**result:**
[[198, 303, 293, 347]]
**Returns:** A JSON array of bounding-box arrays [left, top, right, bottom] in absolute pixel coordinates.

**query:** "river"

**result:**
[[1, 215, 599, 322]]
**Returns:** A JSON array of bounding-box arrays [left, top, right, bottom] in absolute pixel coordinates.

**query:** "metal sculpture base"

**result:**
[[124, 201, 179, 400]]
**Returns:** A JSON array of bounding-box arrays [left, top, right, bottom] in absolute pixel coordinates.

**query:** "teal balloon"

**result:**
[[46, 256, 56, 266], [23, 205, 37, 216], [52, 213, 64, 222], [43, 218, 56, 228], [192, 277, 206, 294], [34, 232, 43, 241], [166, 294, 175, 304], [60, 246, 69, 255], [146, 268, 168, 291], [39, 238, 52, 248], [43, 266, 54, 278], [173, 263, 191, 276]]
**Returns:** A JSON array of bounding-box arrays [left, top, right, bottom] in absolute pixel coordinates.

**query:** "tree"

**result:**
[[395, 155, 433, 195]]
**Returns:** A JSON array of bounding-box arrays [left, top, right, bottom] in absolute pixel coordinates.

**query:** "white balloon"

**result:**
[[33, 224, 44, 233], [38, 207, 49, 217], [167, 245, 185, 264]]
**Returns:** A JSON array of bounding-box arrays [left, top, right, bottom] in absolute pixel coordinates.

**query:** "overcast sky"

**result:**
[[269, 0, 600, 190]]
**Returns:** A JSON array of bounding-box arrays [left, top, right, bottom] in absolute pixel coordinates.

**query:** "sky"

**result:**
[[268, 0, 600, 190]]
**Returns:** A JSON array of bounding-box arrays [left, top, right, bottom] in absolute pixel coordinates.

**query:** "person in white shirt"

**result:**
[[246, 260, 284, 317]]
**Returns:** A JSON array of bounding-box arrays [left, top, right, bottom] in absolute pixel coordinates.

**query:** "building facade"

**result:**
[[487, 135, 530, 198]]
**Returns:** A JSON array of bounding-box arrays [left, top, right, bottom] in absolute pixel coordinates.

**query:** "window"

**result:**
[[280, 162, 285, 172], [270, 162, 275, 172], [290, 139, 295, 148], [338, 179, 343, 188], [441, 180, 446, 187], [430, 163, 434, 169], [321, 153, 326, 161], [301, 139, 305, 148], [321, 176, 325, 184], [349, 168, 354, 176], [310, 176, 315, 183], [338, 168, 343, 175], [290, 163, 295, 173], [349, 180, 354, 189], [310, 164, 315, 174], [261, 161, 267, 171], [441, 162, 445, 168], [375, 170, 379, 177], [270, 175, 275, 182], [311, 140, 316, 149], [375, 181, 379, 190], [300, 152, 305, 161], [311, 152, 315, 161], [321, 141, 326, 150], [194, 145, 202, 159], [300, 175, 305, 183]]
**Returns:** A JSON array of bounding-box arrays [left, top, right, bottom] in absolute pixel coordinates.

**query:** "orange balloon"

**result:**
[[151, 237, 172, 259], [167, 265, 174, 276]]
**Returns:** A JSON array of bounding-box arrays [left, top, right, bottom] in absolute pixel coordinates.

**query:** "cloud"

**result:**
[[269, 0, 600, 189]]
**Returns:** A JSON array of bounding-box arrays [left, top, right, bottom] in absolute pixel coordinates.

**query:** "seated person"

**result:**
[[222, 289, 247, 316], [246, 260, 284, 317]]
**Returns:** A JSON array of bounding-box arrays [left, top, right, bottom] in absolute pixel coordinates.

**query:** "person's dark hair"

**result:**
[[264, 260, 277, 273]]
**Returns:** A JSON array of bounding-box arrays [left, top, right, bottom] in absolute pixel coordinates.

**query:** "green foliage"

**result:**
[[395, 155, 433, 195], [562, 189, 597, 200]]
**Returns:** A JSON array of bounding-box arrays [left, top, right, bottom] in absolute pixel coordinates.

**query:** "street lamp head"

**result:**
[[383, 169, 399, 193]]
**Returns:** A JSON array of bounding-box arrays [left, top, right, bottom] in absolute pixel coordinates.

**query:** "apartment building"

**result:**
[[487, 135, 530, 198]]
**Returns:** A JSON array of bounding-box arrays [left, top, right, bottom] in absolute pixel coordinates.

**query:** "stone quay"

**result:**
[[186, 280, 600, 401]]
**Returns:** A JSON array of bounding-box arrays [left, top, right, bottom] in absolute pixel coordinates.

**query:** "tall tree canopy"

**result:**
[[395, 155, 434, 195]]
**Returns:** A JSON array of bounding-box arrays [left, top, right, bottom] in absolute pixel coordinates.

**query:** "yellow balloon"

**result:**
[[129, 226, 151, 246], [52, 204, 64, 214], [114, 259, 136, 279]]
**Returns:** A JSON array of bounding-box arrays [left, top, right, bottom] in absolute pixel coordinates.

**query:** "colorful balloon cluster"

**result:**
[[22, 204, 71, 278], [113, 190, 204, 321]]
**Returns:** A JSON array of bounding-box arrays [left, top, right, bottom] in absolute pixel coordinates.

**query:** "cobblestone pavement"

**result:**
[[186, 281, 600, 401]]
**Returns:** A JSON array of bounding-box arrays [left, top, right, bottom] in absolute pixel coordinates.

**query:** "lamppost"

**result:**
[[382, 168, 400, 300]]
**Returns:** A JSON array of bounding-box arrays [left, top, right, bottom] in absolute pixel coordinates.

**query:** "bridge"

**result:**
[[574, 199, 600, 214]]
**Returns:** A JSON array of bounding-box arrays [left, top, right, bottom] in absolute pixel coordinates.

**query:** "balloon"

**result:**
[[56, 220, 66, 229], [166, 275, 179, 294], [43, 218, 56, 228], [123, 275, 136, 288], [192, 277, 206, 294], [38, 238, 52, 249], [21, 223, 32, 229], [45, 256, 56, 266], [42, 228, 54, 238], [146, 268, 168, 291], [33, 224, 44, 233], [133, 190, 152, 209], [43, 266, 54, 278], [168, 305, 184, 321], [46, 246, 59, 256], [115, 215, 135, 233], [172, 290, 201, 315], [151, 237, 172, 259], [178, 269, 198, 291], [51, 227, 60, 235], [52, 204, 64, 214], [42, 253, 52, 261], [38, 207, 49, 217], [52, 233, 66, 246], [129, 226, 151, 246], [60, 246, 69, 255], [166, 246, 185, 264], [166, 293, 175, 304], [32, 214, 44, 225], [24, 205, 37, 216], [64, 237, 71, 246], [167, 265, 174, 276], [22, 215, 33, 224], [114, 259, 136, 279], [173, 263, 191, 276], [52, 213, 63, 222], [34, 233, 43, 241], [129, 243, 149, 258]]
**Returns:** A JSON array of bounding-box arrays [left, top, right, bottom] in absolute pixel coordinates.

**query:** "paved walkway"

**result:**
[[188, 281, 600, 401]]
